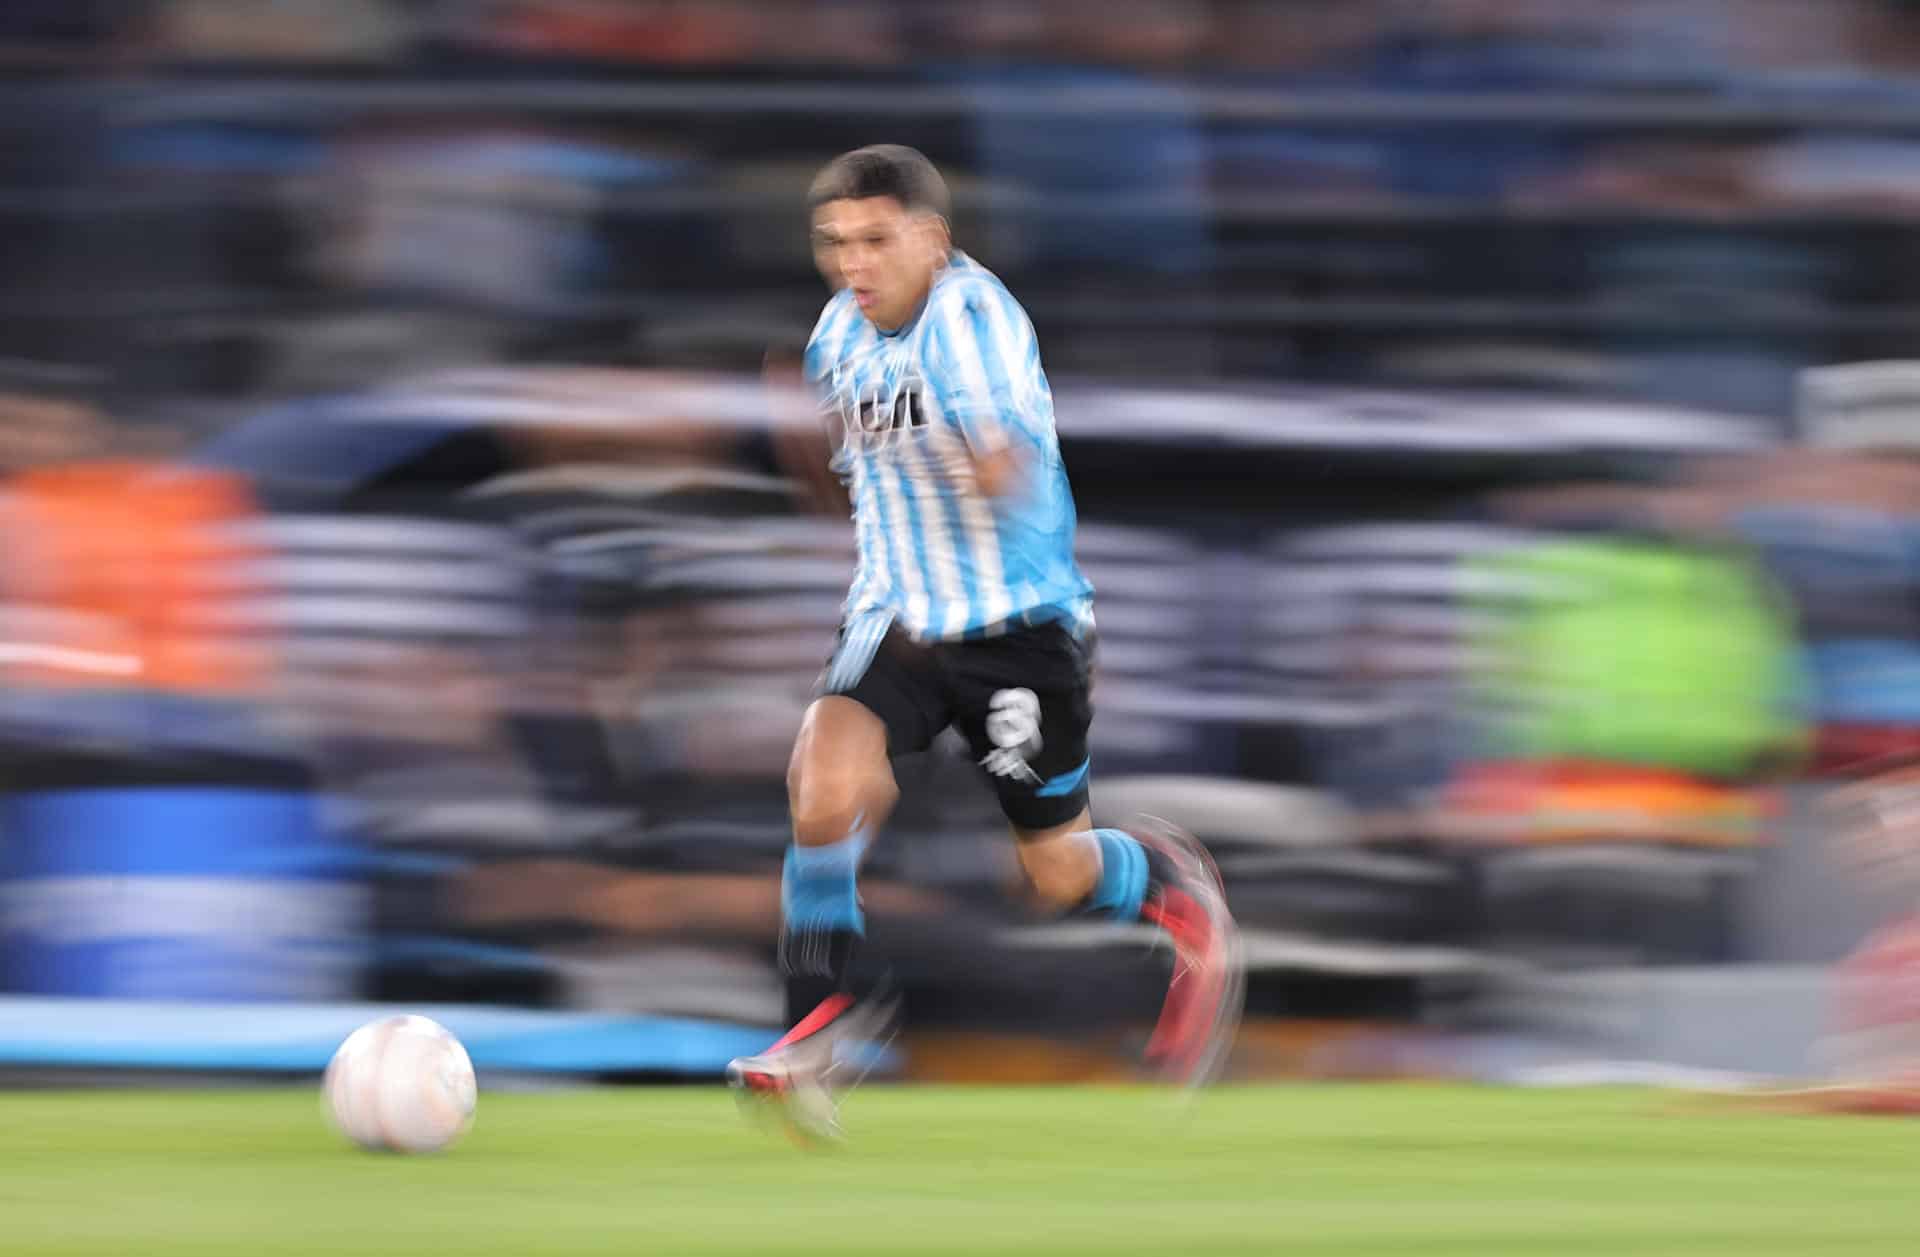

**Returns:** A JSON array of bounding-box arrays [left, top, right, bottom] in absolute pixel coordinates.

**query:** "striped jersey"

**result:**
[[804, 252, 1093, 641]]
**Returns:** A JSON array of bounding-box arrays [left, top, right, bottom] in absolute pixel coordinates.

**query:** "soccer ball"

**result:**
[[324, 1014, 477, 1153]]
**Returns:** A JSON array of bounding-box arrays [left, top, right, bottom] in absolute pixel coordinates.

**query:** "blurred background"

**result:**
[[3, 0, 1920, 1088]]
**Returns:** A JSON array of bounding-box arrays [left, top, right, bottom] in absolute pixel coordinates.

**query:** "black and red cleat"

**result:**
[[727, 991, 896, 1145], [1130, 816, 1246, 1088]]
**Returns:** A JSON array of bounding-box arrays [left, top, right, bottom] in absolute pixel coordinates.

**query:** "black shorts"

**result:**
[[819, 616, 1093, 831]]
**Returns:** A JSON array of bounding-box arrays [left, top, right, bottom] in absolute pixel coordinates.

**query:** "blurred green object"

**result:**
[[1470, 538, 1808, 779], [1, 1085, 1915, 1255]]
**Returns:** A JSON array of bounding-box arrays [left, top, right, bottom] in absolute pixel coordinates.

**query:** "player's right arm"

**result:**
[[764, 344, 848, 517], [769, 298, 858, 517]]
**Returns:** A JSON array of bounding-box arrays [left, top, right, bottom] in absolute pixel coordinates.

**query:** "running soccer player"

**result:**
[[728, 146, 1241, 1138]]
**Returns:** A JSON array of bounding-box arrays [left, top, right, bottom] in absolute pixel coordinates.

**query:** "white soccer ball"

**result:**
[[324, 1014, 477, 1154]]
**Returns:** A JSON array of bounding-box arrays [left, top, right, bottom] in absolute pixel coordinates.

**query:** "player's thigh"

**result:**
[[950, 623, 1094, 833]]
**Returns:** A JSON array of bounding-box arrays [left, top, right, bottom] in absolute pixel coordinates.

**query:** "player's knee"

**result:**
[[788, 698, 895, 847], [789, 770, 894, 847], [1015, 826, 1101, 910]]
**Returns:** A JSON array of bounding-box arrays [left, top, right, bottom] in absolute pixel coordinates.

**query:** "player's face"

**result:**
[[811, 196, 944, 332]]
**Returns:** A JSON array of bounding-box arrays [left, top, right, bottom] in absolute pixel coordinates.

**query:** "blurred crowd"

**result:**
[[8, 1, 1920, 77], [0, 357, 1913, 1030], [0, 2, 1918, 1072], [9, 0, 1920, 419]]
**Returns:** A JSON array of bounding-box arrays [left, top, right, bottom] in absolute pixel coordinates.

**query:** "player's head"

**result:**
[[809, 145, 951, 333]]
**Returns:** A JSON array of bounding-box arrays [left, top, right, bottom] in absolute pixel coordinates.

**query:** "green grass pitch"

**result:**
[[1, 1084, 1915, 1255]]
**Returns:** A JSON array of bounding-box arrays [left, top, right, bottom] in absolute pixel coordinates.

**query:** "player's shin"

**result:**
[[777, 821, 870, 1023]]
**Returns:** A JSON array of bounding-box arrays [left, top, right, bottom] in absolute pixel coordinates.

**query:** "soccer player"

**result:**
[[728, 146, 1241, 1138]]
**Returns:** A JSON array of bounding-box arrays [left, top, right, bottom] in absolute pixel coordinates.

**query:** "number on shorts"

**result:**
[[986, 688, 1043, 752]]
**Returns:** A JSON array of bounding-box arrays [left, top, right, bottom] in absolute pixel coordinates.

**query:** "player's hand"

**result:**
[[970, 445, 1024, 498]]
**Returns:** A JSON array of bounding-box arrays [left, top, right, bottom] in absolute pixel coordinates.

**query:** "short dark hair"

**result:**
[[808, 145, 950, 218]]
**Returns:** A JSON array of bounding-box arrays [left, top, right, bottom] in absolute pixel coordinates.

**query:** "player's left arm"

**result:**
[[969, 441, 1022, 498], [926, 287, 1043, 500]]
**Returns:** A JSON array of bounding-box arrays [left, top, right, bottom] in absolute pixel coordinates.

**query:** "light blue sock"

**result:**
[[1084, 827, 1149, 923], [782, 829, 868, 936]]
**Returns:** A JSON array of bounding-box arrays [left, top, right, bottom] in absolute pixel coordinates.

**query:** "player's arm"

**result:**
[[763, 344, 849, 517], [970, 443, 1022, 498], [927, 289, 1038, 500]]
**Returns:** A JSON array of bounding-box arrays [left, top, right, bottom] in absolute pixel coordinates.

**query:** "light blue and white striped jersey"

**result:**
[[804, 252, 1093, 642]]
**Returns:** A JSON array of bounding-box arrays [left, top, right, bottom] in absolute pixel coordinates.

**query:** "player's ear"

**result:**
[[920, 213, 952, 263]]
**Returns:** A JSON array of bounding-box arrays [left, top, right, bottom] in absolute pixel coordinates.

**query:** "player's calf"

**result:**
[[1013, 821, 1166, 923], [1013, 821, 1104, 909]]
